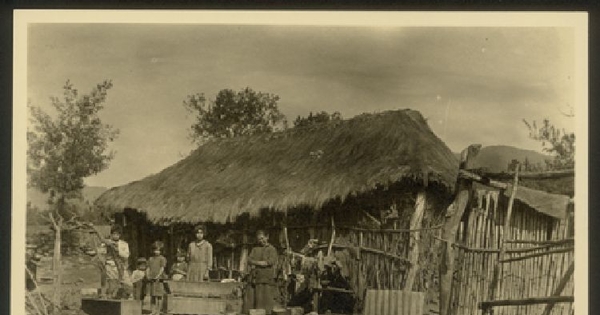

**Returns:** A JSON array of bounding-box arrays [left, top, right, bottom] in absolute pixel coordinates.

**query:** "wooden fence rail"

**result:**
[[479, 296, 574, 308]]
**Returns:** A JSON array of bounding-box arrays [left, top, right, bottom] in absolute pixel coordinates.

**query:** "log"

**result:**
[[505, 244, 558, 253], [439, 144, 481, 315], [499, 247, 574, 263], [458, 169, 508, 189], [313, 243, 410, 263], [314, 287, 355, 294], [338, 225, 443, 233], [327, 216, 336, 256], [505, 238, 573, 245], [478, 296, 573, 308], [481, 169, 574, 180]]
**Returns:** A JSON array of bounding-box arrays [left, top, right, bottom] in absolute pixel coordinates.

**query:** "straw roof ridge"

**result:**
[[96, 109, 459, 223]]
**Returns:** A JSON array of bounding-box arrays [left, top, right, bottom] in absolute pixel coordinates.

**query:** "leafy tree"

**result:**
[[26, 202, 43, 226], [184, 87, 287, 144], [523, 118, 575, 170], [27, 80, 118, 312], [293, 111, 342, 128]]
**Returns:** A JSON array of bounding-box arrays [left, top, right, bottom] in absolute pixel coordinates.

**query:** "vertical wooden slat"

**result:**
[[485, 167, 519, 315]]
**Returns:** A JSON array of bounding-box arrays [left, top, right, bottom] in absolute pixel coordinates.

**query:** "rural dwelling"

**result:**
[[95, 108, 575, 315], [96, 109, 460, 313]]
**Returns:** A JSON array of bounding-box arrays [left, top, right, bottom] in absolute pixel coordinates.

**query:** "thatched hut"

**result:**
[[96, 109, 460, 309]]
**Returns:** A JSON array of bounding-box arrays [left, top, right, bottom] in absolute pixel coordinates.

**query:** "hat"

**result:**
[[176, 249, 186, 257], [136, 257, 147, 264]]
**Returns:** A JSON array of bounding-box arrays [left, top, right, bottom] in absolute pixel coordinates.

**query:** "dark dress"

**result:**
[[146, 255, 167, 296], [244, 244, 279, 314], [171, 262, 188, 280]]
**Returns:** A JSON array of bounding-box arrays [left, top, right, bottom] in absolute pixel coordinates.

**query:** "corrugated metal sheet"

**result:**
[[364, 290, 425, 315]]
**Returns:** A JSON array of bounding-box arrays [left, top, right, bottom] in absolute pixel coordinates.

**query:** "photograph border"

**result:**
[[11, 9, 589, 315]]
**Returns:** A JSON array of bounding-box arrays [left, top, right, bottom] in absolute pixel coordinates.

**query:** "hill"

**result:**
[[27, 186, 108, 211], [454, 145, 551, 173]]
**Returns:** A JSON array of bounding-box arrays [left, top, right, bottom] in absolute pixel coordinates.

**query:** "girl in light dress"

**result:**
[[187, 225, 213, 282]]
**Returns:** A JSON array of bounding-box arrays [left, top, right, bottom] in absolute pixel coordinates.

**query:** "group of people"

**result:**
[[101, 224, 280, 314], [103, 225, 279, 313], [100, 224, 213, 314]]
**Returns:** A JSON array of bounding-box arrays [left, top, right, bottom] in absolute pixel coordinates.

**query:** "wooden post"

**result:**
[[484, 166, 520, 315], [439, 144, 481, 315], [239, 229, 249, 273], [229, 250, 234, 279], [404, 190, 426, 291], [327, 216, 336, 256], [358, 231, 364, 300], [49, 212, 63, 314]]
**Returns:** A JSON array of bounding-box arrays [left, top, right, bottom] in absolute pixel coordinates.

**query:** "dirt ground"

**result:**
[[32, 253, 103, 315]]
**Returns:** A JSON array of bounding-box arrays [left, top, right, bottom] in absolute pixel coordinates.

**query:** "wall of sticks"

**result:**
[[449, 189, 574, 315], [116, 180, 574, 315]]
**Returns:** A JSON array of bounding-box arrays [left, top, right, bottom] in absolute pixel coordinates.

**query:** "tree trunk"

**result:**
[[51, 215, 63, 314], [404, 191, 426, 291]]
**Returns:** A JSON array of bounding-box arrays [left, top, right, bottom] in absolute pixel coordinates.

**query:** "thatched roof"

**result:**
[[96, 109, 459, 223]]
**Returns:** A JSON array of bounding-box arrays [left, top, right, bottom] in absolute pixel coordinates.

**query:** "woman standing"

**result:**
[[187, 225, 213, 282], [245, 230, 279, 314]]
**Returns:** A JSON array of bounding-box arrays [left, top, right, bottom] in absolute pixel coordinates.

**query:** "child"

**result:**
[[104, 225, 131, 299], [171, 249, 188, 281], [187, 224, 213, 282], [131, 257, 147, 301], [146, 241, 167, 315]]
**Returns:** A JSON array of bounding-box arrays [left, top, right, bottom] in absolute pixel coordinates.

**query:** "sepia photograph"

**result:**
[[13, 11, 587, 315]]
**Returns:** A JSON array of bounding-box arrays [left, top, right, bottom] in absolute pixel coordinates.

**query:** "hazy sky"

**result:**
[[27, 24, 576, 188]]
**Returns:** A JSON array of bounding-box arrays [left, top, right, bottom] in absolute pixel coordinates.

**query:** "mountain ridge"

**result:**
[[454, 145, 551, 173]]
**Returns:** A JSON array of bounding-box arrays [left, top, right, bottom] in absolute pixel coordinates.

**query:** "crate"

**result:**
[[163, 295, 242, 314], [163, 281, 243, 314], [81, 298, 142, 315]]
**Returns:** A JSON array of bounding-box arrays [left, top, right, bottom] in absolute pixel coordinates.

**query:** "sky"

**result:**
[[26, 22, 577, 188]]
